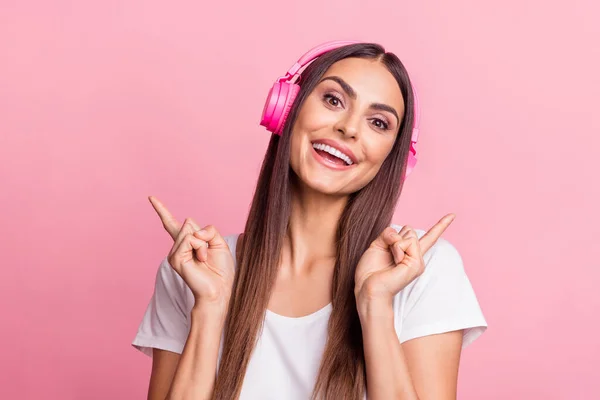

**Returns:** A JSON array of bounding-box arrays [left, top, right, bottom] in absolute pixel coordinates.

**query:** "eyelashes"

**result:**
[[323, 93, 343, 108], [321, 93, 390, 131], [371, 119, 389, 130]]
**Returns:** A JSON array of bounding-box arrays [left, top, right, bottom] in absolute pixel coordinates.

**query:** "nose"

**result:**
[[334, 112, 360, 138]]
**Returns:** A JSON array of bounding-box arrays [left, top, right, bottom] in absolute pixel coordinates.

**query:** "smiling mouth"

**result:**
[[310, 147, 357, 172], [311, 142, 355, 166]]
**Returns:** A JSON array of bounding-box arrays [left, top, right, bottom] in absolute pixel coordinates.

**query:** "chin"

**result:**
[[298, 172, 356, 197]]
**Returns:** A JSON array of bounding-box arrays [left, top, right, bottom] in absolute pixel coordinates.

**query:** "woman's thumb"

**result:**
[[193, 225, 228, 249]]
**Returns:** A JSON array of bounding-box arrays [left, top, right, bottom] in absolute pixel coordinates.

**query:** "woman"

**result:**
[[133, 41, 487, 400]]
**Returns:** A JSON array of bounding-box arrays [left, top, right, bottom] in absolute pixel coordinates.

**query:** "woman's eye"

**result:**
[[323, 94, 343, 108], [371, 118, 389, 130]]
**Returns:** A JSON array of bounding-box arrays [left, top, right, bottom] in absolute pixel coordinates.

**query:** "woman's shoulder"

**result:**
[[388, 224, 487, 346], [223, 227, 463, 274], [223, 232, 242, 248], [223, 232, 244, 266]]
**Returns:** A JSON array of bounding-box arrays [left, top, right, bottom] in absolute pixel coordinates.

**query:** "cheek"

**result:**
[[295, 96, 338, 132], [289, 100, 330, 166], [362, 136, 396, 169], [289, 125, 312, 177], [289, 133, 302, 167]]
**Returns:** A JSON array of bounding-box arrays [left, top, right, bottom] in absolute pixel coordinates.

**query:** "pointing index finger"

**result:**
[[418, 213, 456, 254], [148, 196, 181, 240]]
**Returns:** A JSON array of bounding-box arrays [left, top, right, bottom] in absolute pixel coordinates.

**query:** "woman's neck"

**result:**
[[282, 185, 348, 275]]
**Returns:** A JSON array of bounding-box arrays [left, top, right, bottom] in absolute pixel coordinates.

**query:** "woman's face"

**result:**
[[289, 57, 405, 197]]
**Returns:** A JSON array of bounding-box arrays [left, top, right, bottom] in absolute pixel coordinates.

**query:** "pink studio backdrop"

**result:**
[[1, 0, 598, 399]]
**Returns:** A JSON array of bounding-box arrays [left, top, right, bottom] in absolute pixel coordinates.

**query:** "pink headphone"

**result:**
[[260, 40, 421, 177]]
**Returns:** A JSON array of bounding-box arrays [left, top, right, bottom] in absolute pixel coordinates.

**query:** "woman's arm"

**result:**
[[359, 299, 463, 400], [148, 349, 181, 400], [165, 305, 227, 400]]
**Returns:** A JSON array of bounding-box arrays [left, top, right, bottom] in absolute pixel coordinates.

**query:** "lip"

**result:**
[[311, 146, 356, 171], [310, 138, 358, 164]]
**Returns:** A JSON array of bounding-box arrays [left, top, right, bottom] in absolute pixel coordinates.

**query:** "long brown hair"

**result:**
[[213, 43, 416, 400]]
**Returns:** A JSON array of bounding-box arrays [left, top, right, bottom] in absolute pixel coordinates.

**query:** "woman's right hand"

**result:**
[[149, 196, 235, 310]]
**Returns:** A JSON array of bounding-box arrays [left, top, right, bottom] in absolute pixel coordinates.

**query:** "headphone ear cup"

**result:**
[[260, 82, 282, 133], [405, 151, 416, 178], [274, 83, 300, 135], [404, 135, 418, 178], [260, 82, 299, 135]]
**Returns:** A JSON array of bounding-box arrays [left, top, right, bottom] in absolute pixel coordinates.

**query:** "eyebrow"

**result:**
[[319, 76, 401, 124]]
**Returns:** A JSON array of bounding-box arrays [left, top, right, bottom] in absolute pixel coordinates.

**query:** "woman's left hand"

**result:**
[[354, 214, 456, 310]]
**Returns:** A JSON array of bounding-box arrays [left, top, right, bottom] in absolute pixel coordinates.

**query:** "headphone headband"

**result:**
[[279, 41, 360, 84]]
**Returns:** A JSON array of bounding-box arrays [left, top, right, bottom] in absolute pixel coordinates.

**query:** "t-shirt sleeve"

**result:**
[[131, 257, 193, 357], [393, 230, 488, 349]]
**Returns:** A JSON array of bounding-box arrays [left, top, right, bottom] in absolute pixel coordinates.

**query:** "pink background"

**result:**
[[1, 0, 599, 398]]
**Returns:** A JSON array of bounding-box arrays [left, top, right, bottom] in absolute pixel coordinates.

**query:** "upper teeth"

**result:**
[[312, 143, 354, 165]]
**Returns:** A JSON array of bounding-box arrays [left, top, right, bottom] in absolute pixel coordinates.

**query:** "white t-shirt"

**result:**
[[132, 225, 487, 399]]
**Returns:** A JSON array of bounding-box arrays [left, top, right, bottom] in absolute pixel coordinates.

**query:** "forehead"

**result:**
[[321, 57, 405, 117]]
